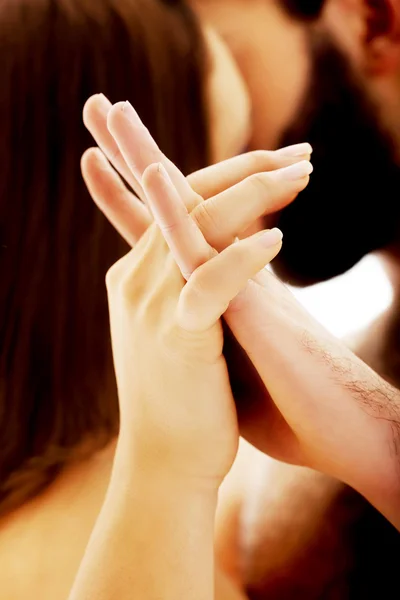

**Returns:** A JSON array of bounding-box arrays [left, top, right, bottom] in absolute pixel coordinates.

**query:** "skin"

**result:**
[[193, 0, 400, 157], [192, 0, 312, 150], [0, 48, 312, 600], [190, 2, 400, 593], [69, 155, 285, 600], [87, 100, 400, 526], [0, 143, 305, 600], [323, 0, 400, 365], [0, 26, 302, 599], [70, 96, 400, 598], [7, 2, 400, 596]]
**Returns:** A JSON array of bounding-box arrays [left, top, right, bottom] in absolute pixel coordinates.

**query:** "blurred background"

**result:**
[[291, 254, 393, 337]]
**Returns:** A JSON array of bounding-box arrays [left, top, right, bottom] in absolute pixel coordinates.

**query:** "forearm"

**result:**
[[227, 273, 400, 527], [69, 449, 218, 600]]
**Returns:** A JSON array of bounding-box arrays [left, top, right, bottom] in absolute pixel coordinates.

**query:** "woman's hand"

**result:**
[[82, 94, 312, 249], [71, 155, 281, 600], [73, 96, 307, 600], [71, 156, 281, 600], [98, 155, 283, 486]]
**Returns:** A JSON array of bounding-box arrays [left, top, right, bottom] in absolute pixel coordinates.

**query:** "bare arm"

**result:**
[[225, 270, 400, 528], [68, 451, 218, 600]]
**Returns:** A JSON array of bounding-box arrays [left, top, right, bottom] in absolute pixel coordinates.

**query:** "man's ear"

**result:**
[[364, 0, 400, 74]]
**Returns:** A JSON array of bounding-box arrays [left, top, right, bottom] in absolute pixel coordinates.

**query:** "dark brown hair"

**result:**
[[0, 0, 210, 515], [281, 0, 325, 20]]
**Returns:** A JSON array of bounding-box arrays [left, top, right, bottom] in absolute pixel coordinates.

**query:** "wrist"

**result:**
[[111, 436, 221, 502]]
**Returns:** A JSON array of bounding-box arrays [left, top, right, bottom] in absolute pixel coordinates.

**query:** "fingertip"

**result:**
[[276, 142, 313, 158], [142, 161, 161, 180], [300, 173, 311, 185], [107, 101, 143, 133], [256, 227, 283, 250], [81, 147, 96, 171], [83, 94, 112, 127], [106, 101, 125, 131], [81, 147, 109, 177], [273, 160, 313, 184], [81, 146, 105, 165], [142, 162, 168, 185]]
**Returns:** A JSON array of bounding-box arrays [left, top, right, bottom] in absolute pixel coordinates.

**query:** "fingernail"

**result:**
[[156, 162, 169, 179], [121, 101, 142, 127], [259, 228, 283, 248], [277, 143, 313, 157], [277, 160, 313, 181], [95, 93, 112, 113], [144, 162, 173, 191]]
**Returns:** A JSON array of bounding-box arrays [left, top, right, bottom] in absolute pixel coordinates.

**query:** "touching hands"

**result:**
[[86, 148, 286, 487], [83, 95, 400, 528], [82, 93, 313, 447]]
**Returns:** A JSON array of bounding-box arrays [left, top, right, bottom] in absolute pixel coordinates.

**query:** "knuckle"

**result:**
[[105, 257, 126, 293], [186, 268, 209, 300], [177, 285, 202, 329], [188, 189, 204, 208], [248, 172, 273, 197], [106, 250, 144, 302], [159, 220, 180, 235], [225, 242, 249, 269], [191, 198, 220, 236], [246, 150, 272, 172]]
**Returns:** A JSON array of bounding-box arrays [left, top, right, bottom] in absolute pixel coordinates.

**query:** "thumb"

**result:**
[[177, 229, 283, 333]]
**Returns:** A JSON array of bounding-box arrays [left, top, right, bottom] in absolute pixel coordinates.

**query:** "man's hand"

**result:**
[[139, 157, 400, 527], [82, 94, 312, 249]]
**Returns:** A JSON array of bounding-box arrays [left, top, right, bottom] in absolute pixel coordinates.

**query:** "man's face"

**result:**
[[194, 0, 400, 285], [273, 30, 400, 285], [192, 0, 312, 150]]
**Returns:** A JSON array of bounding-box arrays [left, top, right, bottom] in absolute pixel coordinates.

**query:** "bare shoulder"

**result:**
[[0, 447, 113, 599]]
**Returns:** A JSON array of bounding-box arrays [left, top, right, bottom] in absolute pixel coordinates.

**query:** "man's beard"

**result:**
[[273, 32, 400, 286]]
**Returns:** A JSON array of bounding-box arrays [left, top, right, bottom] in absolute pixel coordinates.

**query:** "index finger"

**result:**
[[107, 101, 202, 213]]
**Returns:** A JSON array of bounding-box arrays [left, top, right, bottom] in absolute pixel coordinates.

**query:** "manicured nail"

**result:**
[[277, 160, 313, 181], [94, 93, 112, 113], [259, 228, 283, 248], [144, 162, 173, 194], [155, 162, 169, 179], [121, 101, 143, 127], [277, 143, 313, 157], [91, 148, 112, 171]]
